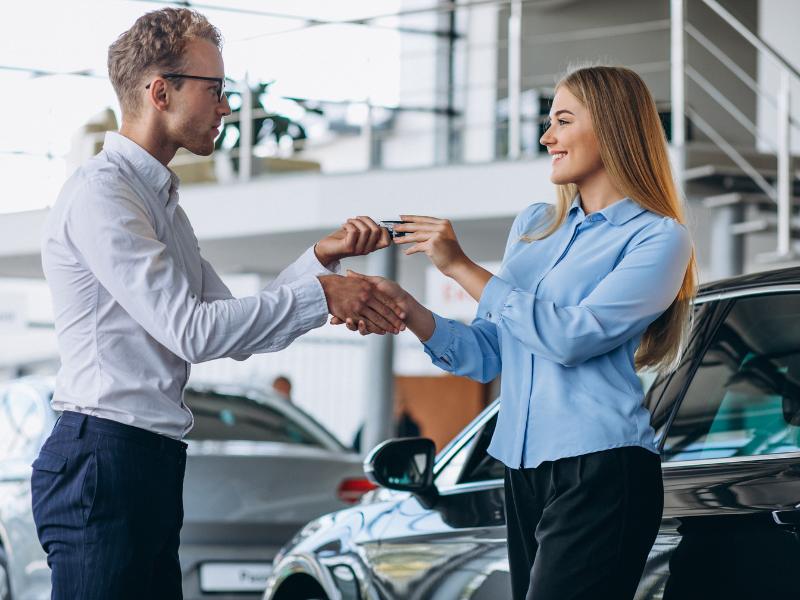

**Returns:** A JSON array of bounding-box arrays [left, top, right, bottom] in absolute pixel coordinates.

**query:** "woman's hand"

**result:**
[[392, 215, 470, 278]]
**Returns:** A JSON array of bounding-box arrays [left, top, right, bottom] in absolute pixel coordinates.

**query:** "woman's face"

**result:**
[[539, 86, 604, 186]]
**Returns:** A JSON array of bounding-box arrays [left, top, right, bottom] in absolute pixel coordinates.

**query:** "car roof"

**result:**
[[3, 376, 349, 453], [175, 381, 350, 452], [698, 265, 800, 298]]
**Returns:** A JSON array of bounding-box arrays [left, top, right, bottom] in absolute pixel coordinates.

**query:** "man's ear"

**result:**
[[147, 77, 170, 112]]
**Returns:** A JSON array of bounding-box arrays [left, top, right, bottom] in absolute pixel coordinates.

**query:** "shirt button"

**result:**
[[486, 312, 492, 319]]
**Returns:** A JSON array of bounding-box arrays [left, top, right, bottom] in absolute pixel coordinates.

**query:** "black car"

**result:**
[[262, 267, 800, 600]]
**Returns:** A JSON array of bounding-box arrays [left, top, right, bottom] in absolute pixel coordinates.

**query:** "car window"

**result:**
[[648, 301, 724, 443], [0, 384, 47, 462], [183, 390, 324, 447], [435, 413, 504, 487], [458, 414, 504, 483], [435, 428, 479, 488], [662, 293, 800, 461]]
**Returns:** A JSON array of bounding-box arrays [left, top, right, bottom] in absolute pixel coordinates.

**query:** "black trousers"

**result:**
[[31, 411, 187, 600], [504, 446, 663, 600]]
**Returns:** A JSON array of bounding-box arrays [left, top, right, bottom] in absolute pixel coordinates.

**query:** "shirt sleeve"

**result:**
[[420, 204, 548, 381], [65, 179, 329, 364], [263, 246, 341, 292], [476, 217, 692, 366], [198, 257, 251, 362]]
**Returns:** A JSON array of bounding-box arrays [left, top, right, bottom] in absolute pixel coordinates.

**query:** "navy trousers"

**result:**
[[31, 411, 187, 599]]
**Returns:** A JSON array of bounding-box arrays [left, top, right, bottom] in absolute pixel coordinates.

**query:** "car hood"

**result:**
[[273, 492, 407, 563]]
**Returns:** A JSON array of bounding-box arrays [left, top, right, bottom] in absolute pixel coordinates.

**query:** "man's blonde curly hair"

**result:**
[[108, 8, 222, 118]]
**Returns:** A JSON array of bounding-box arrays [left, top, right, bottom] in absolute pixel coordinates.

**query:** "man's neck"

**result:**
[[119, 120, 178, 167]]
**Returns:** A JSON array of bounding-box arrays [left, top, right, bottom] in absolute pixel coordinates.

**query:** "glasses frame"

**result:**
[[145, 73, 226, 102]]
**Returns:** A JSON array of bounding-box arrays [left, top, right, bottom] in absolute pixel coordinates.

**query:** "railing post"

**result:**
[[365, 99, 375, 169], [361, 244, 398, 455], [670, 0, 686, 186], [507, 0, 522, 160], [777, 68, 792, 257], [238, 73, 253, 182]]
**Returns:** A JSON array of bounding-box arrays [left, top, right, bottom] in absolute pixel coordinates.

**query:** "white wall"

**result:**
[[757, 0, 800, 154]]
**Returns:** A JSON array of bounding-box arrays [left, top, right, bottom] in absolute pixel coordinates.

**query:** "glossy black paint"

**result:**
[[265, 267, 800, 600]]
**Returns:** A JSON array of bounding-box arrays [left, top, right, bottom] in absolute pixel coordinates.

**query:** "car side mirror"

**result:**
[[364, 437, 438, 504]]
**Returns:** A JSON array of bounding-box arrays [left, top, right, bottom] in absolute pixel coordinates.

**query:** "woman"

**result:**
[[340, 66, 695, 599]]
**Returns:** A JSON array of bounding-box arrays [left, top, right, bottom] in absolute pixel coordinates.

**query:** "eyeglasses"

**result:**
[[145, 73, 226, 103]]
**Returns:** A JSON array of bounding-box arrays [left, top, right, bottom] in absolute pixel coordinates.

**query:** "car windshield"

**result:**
[[183, 388, 343, 450]]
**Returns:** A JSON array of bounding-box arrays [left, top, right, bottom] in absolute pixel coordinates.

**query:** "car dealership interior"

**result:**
[[2, 1, 800, 599]]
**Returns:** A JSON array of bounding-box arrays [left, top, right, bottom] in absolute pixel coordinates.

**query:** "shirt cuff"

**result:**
[[287, 275, 330, 330], [422, 312, 455, 357], [477, 275, 515, 324], [307, 245, 341, 275]]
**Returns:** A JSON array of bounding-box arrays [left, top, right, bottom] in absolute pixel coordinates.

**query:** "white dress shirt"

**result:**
[[42, 132, 336, 439]]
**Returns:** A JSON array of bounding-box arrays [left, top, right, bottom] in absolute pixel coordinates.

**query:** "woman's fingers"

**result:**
[[393, 231, 432, 245], [399, 214, 442, 224], [403, 242, 428, 256]]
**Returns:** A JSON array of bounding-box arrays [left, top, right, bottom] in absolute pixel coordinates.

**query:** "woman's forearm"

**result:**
[[404, 296, 436, 342], [447, 260, 494, 302]]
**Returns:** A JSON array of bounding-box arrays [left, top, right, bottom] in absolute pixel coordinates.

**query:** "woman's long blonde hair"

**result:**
[[526, 66, 697, 373]]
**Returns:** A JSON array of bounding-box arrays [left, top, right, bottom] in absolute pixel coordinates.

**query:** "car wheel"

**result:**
[[0, 547, 11, 600]]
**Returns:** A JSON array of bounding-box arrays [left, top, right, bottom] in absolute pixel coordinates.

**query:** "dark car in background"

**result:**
[[0, 378, 373, 600], [263, 266, 800, 600]]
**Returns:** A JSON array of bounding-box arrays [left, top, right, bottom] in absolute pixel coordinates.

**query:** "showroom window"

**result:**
[[662, 293, 800, 461]]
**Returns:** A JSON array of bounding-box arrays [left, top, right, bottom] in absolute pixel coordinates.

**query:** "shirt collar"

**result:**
[[569, 194, 645, 226], [102, 132, 178, 203]]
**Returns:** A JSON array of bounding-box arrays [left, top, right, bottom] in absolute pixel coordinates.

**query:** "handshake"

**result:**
[[315, 215, 453, 338]]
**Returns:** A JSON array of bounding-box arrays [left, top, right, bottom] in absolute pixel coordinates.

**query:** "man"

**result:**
[[272, 374, 293, 402], [32, 8, 403, 599]]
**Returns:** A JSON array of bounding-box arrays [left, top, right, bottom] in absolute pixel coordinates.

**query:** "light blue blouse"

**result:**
[[423, 196, 692, 469]]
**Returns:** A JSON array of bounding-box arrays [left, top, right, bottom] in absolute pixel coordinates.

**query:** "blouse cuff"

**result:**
[[477, 275, 515, 324], [422, 312, 455, 357]]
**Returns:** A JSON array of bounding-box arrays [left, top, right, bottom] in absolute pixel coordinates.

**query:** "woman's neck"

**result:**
[[577, 171, 625, 215]]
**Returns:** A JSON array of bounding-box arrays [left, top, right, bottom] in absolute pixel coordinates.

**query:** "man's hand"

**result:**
[[330, 271, 435, 341], [318, 273, 406, 335], [315, 217, 391, 266]]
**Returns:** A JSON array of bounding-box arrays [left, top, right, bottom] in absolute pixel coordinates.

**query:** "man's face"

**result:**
[[165, 38, 231, 156]]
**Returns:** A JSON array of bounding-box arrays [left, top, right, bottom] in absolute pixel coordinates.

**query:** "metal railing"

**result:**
[[672, 0, 800, 259]]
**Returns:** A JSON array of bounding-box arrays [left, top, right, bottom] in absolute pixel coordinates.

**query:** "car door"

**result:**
[[362, 404, 511, 599], [635, 289, 800, 599]]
